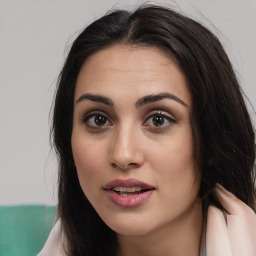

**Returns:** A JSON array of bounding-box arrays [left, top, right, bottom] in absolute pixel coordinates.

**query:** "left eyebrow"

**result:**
[[135, 93, 188, 108]]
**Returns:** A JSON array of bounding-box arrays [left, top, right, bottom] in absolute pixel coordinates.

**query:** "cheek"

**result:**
[[150, 128, 200, 198], [151, 128, 195, 176], [71, 134, 106, 192]]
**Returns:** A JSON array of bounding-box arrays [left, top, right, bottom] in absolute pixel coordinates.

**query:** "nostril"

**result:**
[[111, 162, 118, 168], [110, 162, 140, 170]]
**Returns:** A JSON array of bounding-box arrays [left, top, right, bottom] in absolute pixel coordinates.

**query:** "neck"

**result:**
[[116, 201, 203, 256]]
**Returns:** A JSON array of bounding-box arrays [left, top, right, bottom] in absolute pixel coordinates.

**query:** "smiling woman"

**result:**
[[38, 4, 256, 256]]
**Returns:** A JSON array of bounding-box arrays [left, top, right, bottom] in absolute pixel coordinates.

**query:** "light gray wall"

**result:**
[[0, 0, 255, 205]]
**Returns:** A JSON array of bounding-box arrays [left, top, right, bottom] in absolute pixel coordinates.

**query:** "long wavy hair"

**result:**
[[51, 5, 256, 256]]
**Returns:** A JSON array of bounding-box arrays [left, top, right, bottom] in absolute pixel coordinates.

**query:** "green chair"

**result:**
[[0, 205, 56, 256]]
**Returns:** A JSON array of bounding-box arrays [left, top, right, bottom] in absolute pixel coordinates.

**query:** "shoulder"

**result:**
[[37, 219, 68, 256]]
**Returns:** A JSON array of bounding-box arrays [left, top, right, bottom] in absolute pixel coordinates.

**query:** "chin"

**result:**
[[100, 213, 159, 236], [110, 224, 154, 236]]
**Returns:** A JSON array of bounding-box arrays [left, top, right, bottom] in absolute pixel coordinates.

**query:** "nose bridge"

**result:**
[[109, 122, 143, 169]]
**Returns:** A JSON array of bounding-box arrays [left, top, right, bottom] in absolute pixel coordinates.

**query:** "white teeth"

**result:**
[[113, 187, 126, 192], [127, 187, 135, 192], [113, 186, 143, 192]]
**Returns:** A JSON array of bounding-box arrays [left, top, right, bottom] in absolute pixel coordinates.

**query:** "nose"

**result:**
[[109, 126, 144, 170]]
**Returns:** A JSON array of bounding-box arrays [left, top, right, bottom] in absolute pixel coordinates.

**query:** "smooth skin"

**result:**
[[72, 45, 203, 256], [207, 184, 256, 256]]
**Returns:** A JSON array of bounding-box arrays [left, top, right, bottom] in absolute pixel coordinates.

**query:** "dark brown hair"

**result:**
[[52, 5, 256, 256]]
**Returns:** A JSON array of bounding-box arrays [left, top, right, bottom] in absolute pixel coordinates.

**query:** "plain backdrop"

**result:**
[[0, 0, 255, 205]]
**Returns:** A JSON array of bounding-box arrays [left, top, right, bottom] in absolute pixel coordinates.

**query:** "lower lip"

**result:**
[[106, 190, 154, 208]]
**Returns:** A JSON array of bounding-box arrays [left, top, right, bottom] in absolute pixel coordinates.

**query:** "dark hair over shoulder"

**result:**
[[52, 5, 256, 256]]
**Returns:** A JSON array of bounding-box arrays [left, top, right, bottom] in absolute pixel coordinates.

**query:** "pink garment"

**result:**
[[38, 185, 256, 256]]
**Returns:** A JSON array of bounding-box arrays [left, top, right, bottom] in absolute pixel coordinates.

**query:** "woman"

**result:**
[[39, 5, 256, 256]]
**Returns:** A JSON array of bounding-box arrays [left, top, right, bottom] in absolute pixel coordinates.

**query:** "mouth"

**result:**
[[104, 178, 155, 193], [103, 178, 155, 207], [110, 186, 154, 196]]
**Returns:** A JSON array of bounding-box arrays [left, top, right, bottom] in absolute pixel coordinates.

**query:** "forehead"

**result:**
[[75, 45, 191, 106]]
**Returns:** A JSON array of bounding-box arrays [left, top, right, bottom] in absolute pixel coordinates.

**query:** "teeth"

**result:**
[[127, 187, 135, 192], [113, 186, 143, 192], [114, 187, 126, 192]]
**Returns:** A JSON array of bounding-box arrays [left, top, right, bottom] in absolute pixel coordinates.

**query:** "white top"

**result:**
[[37, 220, 67, 256], [38, 220, 206, 256]]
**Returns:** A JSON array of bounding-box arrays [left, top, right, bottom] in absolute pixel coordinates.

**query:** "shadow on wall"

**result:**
[[0, 205, 56, 256]]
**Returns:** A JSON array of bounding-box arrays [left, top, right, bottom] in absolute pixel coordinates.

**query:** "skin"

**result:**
[[207, 184, 256, 256], [72, 45, 203, 256]]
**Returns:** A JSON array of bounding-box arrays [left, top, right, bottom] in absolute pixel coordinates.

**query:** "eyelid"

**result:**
[[142, 110, 177, 129], [144, 110, 176, 122], [80, 109, 176, 130], [81, 110, 106, 120], [81, 110, 112, 127]]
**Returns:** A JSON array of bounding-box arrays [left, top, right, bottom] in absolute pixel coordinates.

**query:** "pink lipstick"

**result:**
[[104, 178, 155, 208]]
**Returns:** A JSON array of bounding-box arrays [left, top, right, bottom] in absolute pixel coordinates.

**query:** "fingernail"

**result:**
[[214, 183, 225, 193], [215, 183, 232, 197], [215, 183, 222, 189]]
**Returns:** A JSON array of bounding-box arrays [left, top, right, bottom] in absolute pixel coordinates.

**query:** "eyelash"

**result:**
[[81, 110, 176, 130], [81, 111, 112, 129], [143, 110, 176, 129]]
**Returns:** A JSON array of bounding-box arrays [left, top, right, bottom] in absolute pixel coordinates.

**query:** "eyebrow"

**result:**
[[135, 93, 187, 108], [76, 92, 187, 108], [76, 93, 114, 106]]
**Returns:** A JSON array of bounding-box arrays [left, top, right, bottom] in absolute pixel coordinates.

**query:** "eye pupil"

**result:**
[[94, 115, 106, 126], [152, 115, 165, 126]]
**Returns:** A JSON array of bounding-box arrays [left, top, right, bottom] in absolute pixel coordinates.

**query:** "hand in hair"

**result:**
[[206, 184, 256, 256]]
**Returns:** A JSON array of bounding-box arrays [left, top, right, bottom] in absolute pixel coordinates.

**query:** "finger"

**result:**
[[214, 183, 250, 215], [227, 215, 256, 256], [206, 205, 232, 256], [214, 184, 256, 256]]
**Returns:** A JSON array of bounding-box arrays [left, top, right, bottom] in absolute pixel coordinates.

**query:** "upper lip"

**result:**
[[104, 178, 155, 190]]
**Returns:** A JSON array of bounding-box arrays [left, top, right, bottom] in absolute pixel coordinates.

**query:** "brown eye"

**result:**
[[94, 115, 107, 126], [152, 115, 165, 127], [143, 112, 176, 128], [82, 112, 111, 128]]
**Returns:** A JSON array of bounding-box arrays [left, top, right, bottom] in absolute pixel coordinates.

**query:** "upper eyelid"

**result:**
[[80, 111, 111, 126], [80, 108, 176, 123], [81, 111, 112, 128], [82, 110, 110, 119], [144, 113, 176, 125], [144, 110, 176, 120]]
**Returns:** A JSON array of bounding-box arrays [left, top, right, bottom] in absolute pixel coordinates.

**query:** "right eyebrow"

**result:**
[[75, 93, 114, 107]]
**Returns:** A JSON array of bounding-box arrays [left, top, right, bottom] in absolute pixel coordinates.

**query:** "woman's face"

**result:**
[[72, 45, 201, 236]]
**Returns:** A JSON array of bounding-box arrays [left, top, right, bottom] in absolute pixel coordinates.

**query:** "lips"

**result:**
[[104, 178, 155, 194], [112, 186, 148, 195], [103, 178, 155, 208], [104, 178, 154, 190]]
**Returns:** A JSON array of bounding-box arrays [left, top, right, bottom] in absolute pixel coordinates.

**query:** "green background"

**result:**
[[0, 205, 56, 256]]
